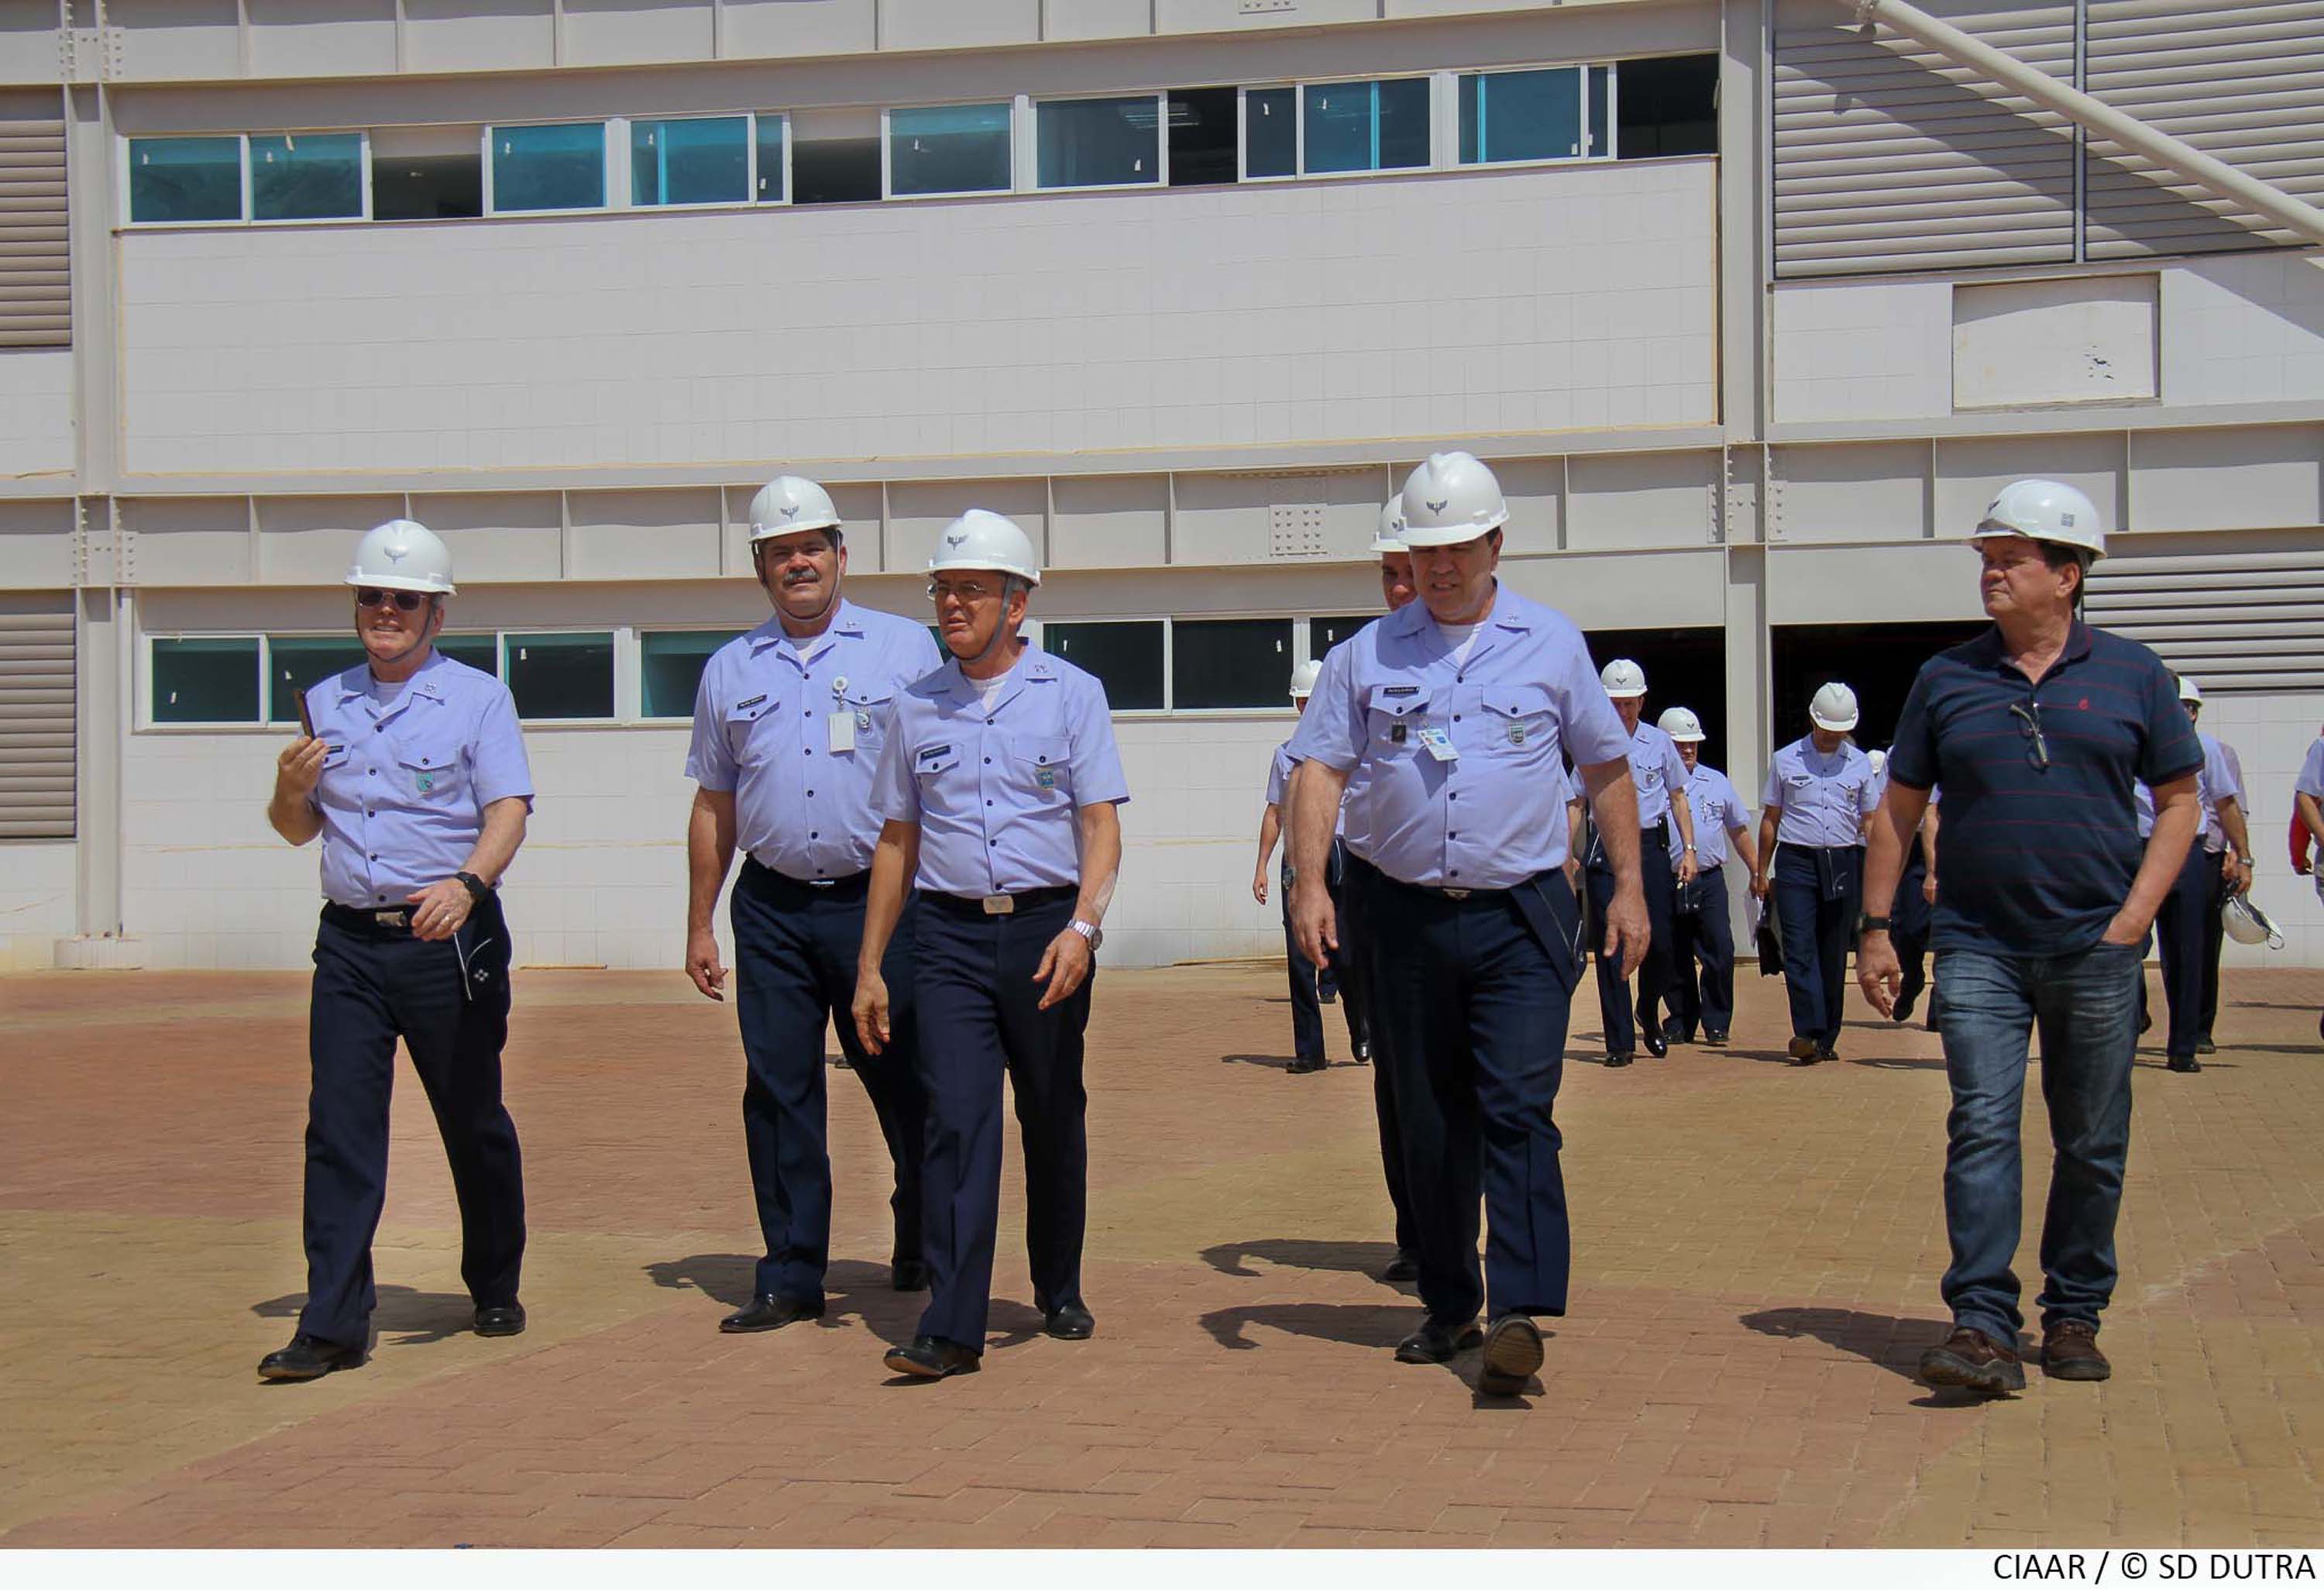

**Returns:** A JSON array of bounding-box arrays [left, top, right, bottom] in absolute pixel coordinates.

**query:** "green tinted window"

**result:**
[[250, 132, 364, 220], [506, 632, 614, 720], [152, 638, 260, 724], [641, 631, 745, 719], [266, 636, 367, 724], [129, 137, 242, 223]]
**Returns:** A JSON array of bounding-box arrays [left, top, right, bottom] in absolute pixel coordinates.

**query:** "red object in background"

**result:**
[[2297, 808, 2315, 874]]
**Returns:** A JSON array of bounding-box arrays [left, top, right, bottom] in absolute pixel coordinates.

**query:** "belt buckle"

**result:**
[[808, 877, 837, 888], [373, 910, 407, 928], [981, 894, 1015, 915], [1441, 887, 1472, 901]]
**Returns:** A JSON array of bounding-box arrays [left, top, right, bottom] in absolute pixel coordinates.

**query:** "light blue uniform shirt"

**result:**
[[1762, 737, 1879, 848], [2134, 780, 2156, 840], [2299, 736, 2324, 800], [685, 600, 944, 882], [1627, 721, 1689, 828], [2196, 731, 2244, 855], [1286, 583, 1629, 890], [304, 650, 533, 909], [1673, 764, 1748, 869], [869, 643, 1130, 898], [1265, 741, 1345, 840]]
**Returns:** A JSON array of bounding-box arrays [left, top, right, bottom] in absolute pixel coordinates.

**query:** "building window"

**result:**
[[1301, 78, 1430, 175], [249, 132, 364, 222], [641, 630, 745, 719], [266, 636, 367, 724], [1167, 88, 1238, 188], [490, 122, 606, 213], [128, 137, 243, 224], [1459, 67, 1585, 166], [435, 635, 500, 676], [792, 108, 880, 205], [1045, 621, 1164, 712], [151, 637, 260, 724], [1174, 619, 1295, 711], [1311, 615, 1376, 656], [371, 125, 483, 221], [1037, 95, 1160, 190], [1618, 54, 1719, 159], [504, 632, 614, 720], [755, 114, 788, 202], [888, 104, 1012, 197], [1243, 87, 1295, 179], [631, 115, 748, 207]]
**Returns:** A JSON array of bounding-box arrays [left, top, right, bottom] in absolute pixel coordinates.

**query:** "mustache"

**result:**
[[780, 569, 823, 587]]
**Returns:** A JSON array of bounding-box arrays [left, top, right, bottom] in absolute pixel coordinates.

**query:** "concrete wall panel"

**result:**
[[2131, 425, 2324, 535], [109, 0, 242, 83], [563, 0, 717, 67], [122, 497, 250, 587], [1565, 449, 1718, 550], [407, 491, 564, 583], [1954, 274, 2159, 411], [1043, 0, 1158, 43], [1498, 547, 1726, 629], [568, 487, 721, 580], [403, 0, 556, 75], [255, 494, 407, 583], [1766, 541, 1987, 627], [1933, 433, 2125, 542], [1772, 441, 1930, 544], [247, 0, 400, 78], [887, 478, 1048, 579], [1772, 278, 1953, 426], [0, 349, 76, 484], [0, 500, 74, 590], [716, 0, 878, 58], [2164, 253, 2324, 408], [0, 838, 75, 970], [882, 0, 1040, 50], [1051, 474, 1169, 570]]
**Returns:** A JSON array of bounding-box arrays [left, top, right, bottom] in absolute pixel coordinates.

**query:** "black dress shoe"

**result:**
[[1380, 1249, 1419, 1283], [1703, 1029, 1729, 1045], [1394, 1316, 1483, 1364], [891, 1258, 930, 1292], [2195, 1037, 2216, 1055], [720, 1293, 823, 1333], [1287, 1054, 1326, 1075], [257, 1333, 365, 1382], [1352, 1038, 1371, 1065], [474, 1303, 526, 1337], [1893, 996, 1918, 1024], [1043, 1303, 1095, 1340], [1642, 1029, 1669, 1059], [885, 1334, 980, 1378], [1476, 1314, 1545, 1397], [1786, 1036, 1820, 1065], [1604, 1052, 1633, 1069], [1816, 1045, 1841, 1065], [2167, 1054, 2202, 1073]]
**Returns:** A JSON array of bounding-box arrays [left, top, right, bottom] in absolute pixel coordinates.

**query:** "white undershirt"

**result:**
[[1433, 619, 1485, 669], [970, 658, 1018, 710], [365, 672, 401, 710]]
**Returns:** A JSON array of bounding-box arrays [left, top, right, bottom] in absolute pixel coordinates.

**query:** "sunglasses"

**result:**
[[356, 588, 428, 612]]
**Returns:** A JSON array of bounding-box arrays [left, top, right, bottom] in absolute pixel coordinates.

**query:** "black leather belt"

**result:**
[[743, 856, 869, 894], [923, 884, 1078, 918], [322, 902, 420, 938]]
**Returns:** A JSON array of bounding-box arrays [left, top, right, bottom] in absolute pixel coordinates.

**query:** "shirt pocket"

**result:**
[[913, 742, 963, 780], [1479, 684, 1556, 758], [1010, 732, 1073, 800], [838, 683, 895, 754], [397, 747, 467, 804], [1367, 683, 1426, 751], [724, 692, 779, 768]]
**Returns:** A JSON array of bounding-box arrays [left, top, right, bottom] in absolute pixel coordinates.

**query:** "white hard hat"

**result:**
[[1972, 478, 2106, 560], [1868, 749, 1889, 778], [1397, 451, 1510, 548], [1370, 497, 1408, 555], [927, 508, 1041, 587], [1600, 659, 1647, 699], [748, 474, 841, 542], [346, 518, 455, 596], [1810, 681, 1861, 732], [2178, 675, 2203, 705], [1288, 657, 1322, 698], [2222, 893, 2285, 951], [1657, 706, 1704, 742]]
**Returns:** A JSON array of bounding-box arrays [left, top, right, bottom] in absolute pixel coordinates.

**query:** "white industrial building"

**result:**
[[1, 0, 2319, 974]]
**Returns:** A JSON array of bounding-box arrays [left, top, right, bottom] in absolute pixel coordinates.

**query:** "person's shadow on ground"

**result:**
[[1740, 1304, 2008, 1406], [250, 1282, 477, 1347], [1198, 1237, 1402, 1279], [643, 1252, 1045, 1352]]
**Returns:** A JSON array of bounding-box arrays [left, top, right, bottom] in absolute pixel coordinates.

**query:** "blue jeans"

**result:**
[[1935, 941, 2141, 1344]]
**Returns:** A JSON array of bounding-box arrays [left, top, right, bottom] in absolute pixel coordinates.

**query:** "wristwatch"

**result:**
[[1069, 919, 1104, 952], [1858, 914, 1892, 934], [453, 870, 491, 904]]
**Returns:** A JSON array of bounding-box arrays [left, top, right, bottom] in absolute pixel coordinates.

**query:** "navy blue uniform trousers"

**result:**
[[1366, 866, 1584, 1327], [2199, 852, 2227, 1044], [1282, 839, 1370, 1064], [1668, 864, 1734, 1039], [2154, 840, 2219, 1061], [1772, 843, 1862, 1048], [1893, 838, 1933, 1019], [731, 860, 927, 1302], [301, 897, 525, 1350], [1586, 821, 1675, 1056], [1341, 855, 1416, 1257], [913, 889, 1092, 1351]]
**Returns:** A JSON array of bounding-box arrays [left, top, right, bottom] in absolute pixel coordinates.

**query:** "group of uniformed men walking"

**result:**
[[255, 454, 2304, 1403]]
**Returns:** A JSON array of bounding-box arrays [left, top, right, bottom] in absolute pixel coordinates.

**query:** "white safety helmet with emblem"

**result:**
[[346, 518, 456, 596], [748, 474, 841, 542], [927, 508, 1042, 587], [1657, 706, 1704, 743], [1972, 478, 2106, 560], [1397, 451, 1510, 548], [1600, 659, 1648, 700], [1810, 681, 1861, 732], [1288, 657, 1323, 699], [2178, 675, 2204, 706], [2222, 893, 2286, 951], [1868, 748, 1889, 779], [1371, 497, 1408, 555]]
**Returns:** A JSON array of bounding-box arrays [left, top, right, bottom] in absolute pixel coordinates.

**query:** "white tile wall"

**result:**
[[0, 348, 75, 483], [118, 160, 1719, 477], [1771, 279, 1954, 425], [0, 839, 77, 970], [2162, 253, 2324, 408]]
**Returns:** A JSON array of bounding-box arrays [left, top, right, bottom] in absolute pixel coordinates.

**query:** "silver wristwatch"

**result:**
[[1069, 918, 1104, 952]]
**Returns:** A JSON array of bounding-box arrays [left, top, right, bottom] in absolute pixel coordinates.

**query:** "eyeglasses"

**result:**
[[2009, 700, 2050, 773], [356, 588, 428, 612], [927, 579, 999, 605]]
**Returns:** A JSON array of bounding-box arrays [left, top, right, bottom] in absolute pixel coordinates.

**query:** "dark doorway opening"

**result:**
[[1583, 626, 1728, 773], [1770, 621, 1988, 755], [1167, 88, 1239, 187]]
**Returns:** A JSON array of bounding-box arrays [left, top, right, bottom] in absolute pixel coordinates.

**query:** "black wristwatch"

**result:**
[[1858, 914, 1892, 934], [454, 870, 492, 903]]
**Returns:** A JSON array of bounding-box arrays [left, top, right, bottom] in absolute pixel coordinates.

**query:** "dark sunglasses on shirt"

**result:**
[[355, 588, 428, 612]]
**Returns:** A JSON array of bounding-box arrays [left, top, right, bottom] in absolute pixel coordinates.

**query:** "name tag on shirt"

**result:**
[[1417, 724, 1459, 763], [828, 711, 856, 754]]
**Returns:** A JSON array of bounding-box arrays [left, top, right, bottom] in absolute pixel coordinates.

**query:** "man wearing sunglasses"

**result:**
[[683, 475, 943, 1336], [1858, 479, 2202, 1397], [258, 518, 535, 1382]]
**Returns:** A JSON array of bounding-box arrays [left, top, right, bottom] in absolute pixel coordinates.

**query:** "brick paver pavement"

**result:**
[[3, 959, 2320, 1547]]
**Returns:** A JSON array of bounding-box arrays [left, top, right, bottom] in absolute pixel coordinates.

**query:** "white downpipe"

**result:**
[[1853, 0, 2324, 248]]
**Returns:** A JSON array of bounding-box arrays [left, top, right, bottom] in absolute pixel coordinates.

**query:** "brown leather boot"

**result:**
[[1917, 1325, 2024, 1394], [2041, 1320, 2111, 1381]]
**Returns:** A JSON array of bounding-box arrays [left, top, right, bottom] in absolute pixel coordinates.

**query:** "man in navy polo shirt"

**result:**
[[1858, 479, 2202, 1397]]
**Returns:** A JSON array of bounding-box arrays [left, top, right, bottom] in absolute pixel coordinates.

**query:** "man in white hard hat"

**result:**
[[1585, 660, 1696, 1066], [682, 476, 942, 1334], [2150, 675, 2255, 1072], [1287, 451, 1644, 1399], [1752, 680, 1879, 1064], [1373, 497, 1418, 613], [2175, 676, 2255, 1061], [1254, 657, 1369, 1075], [258, 519, 533, 1381], [1658, 707, 1756, 1047], [854, 510, 1128, 1379], [1860, 478, 2202, 1396]]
